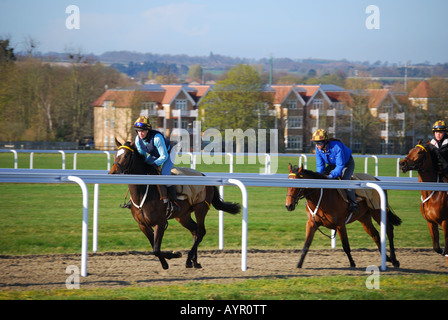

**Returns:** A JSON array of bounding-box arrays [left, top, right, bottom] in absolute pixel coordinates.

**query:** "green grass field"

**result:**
[[0, 152, 447, 300]]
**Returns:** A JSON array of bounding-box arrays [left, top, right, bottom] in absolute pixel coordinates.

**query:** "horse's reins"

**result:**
[[406, 144, 439, 204], [403, 144, 428, 172], [115, 145, 153, 229], [287, 173, 316, 206], [114, 145, 135, 174], [288, 172, 350, 239], [412, 144, 442, 206]]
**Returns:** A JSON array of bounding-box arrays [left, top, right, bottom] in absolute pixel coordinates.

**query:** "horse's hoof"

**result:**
[[172, 251, 182, 258], [186, 261, 193, 268], [393, 260, 400, 268], [194, 263, 202, 269]]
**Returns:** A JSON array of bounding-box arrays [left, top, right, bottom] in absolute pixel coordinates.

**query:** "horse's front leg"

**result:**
[[153, 223, 169, 270], [298, 219, 317, 268], [337, 225, 356, 268]]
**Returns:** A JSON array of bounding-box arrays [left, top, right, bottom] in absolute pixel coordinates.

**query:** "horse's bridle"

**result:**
[[403, 144, 427, 172], [287, 172, 316, 207], [113, 145, 135, 174]]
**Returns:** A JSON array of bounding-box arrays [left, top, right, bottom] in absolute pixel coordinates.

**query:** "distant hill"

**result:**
[[33, 50, 448, 80]]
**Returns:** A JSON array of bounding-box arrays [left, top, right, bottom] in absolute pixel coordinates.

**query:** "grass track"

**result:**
[[1, 153, 447, 300]]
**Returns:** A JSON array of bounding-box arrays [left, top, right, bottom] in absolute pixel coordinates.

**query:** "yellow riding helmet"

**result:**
[[134, 116, 152, 131], [432, 120, 447, 132], [311, 129, 328, 142]]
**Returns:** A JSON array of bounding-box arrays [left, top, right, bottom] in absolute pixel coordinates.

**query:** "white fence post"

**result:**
[[218, 185, 225, 250], [364, 182, 387, 271], [93, 183, 100, 253], [66, 176, 89, 277], [227, 178, 248, 271]]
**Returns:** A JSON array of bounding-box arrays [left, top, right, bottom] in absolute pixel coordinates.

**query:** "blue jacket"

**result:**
[[315, 140, 352, 179], [135, 130, 171, 168]]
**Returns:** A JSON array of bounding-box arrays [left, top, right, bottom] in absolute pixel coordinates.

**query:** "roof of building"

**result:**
[[409, 80, 435, 99], [92, 84, 212, 108]]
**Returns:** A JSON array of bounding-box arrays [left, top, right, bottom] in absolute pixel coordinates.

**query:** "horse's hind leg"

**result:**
[[337, 225, 356, 268], [427, 221, 443, 254], [298, 220, 317, 268], [385, 213, 400, 267], [441, 220, 448, 256], [189, 205, 209, 268], [369, 208, 400, 267], [177, 207, 205, 268]]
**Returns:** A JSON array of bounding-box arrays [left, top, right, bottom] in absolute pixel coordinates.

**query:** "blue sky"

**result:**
[[0, 0, 447, 64]]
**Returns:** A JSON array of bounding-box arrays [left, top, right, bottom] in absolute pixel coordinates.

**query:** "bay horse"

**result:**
[[285, 164, 402, 268], [109, 139, 241, 270], [399, 140, 448, 256]]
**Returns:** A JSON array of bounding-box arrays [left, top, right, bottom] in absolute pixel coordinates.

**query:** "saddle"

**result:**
[[337, 173, 381, 210], [156, 167, 206, 206]]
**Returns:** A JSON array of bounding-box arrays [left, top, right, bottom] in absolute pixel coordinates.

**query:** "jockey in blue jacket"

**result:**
[[311, 129, 358, 213], [134, 116, 180, 212]]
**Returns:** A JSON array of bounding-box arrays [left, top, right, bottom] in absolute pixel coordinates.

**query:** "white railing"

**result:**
[[0, 149, 112, 170], [2, 149, 412, 177], [2, 169, 448, 277]]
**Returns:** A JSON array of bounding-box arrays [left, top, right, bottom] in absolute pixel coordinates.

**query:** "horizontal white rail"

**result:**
[[2, 149, 408, 175], [2, 169, 447, 275], [1, 170, 435, 192]]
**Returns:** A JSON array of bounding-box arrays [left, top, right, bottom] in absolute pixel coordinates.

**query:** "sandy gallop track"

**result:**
[[0, 248, 447, 291]]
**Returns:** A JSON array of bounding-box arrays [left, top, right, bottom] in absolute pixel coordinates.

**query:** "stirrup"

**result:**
[[348, 201, 358, 214], [120, 200, 132, 209], [166, 201, 180, 218]]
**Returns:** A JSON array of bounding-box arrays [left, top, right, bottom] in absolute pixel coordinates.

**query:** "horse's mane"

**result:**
[[290, 165, 328, 179]]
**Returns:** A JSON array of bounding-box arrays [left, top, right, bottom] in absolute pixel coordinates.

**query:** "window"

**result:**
[[288, 116, 303, 128], [353, 139, 361, 153], [104, 118, 108, 128], [287, 135, 302, 150], [331, 102, 344, 110], [286, 100, 297, 109], [175, 99, 187, 111], [382, 103, 393, 113], [313, 99, 324, 110], [103, 101, 114, 110], [142, 101, 157, 113]]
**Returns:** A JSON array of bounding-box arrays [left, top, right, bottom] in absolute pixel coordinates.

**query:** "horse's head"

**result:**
[[285, 163, 305, 211], [285, 163, 329, 211], [399, 140, 429, 173], [109, 138, 135, 174]]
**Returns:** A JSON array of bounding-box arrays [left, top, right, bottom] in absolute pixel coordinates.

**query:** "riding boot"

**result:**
[[167, 185, 181, 214], [347, 189, 358, 214]]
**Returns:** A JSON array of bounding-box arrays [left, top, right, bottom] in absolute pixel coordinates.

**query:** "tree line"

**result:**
[[2, 37, 447, 151], [0, 40, 132, 142]]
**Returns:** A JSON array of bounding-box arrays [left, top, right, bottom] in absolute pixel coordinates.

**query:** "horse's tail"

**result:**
[[387, 205, 402, 226], [211, 186, 241, 214]]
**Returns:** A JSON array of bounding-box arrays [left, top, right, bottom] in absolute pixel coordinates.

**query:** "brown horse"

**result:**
[[109, 139, 240, 269], [285, 164, 401, 268], [399, 140, 448, 256]]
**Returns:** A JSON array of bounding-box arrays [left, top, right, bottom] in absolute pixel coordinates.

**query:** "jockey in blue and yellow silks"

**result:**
[[311, 129, 358, 214], [134, 116, 180, 212]]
